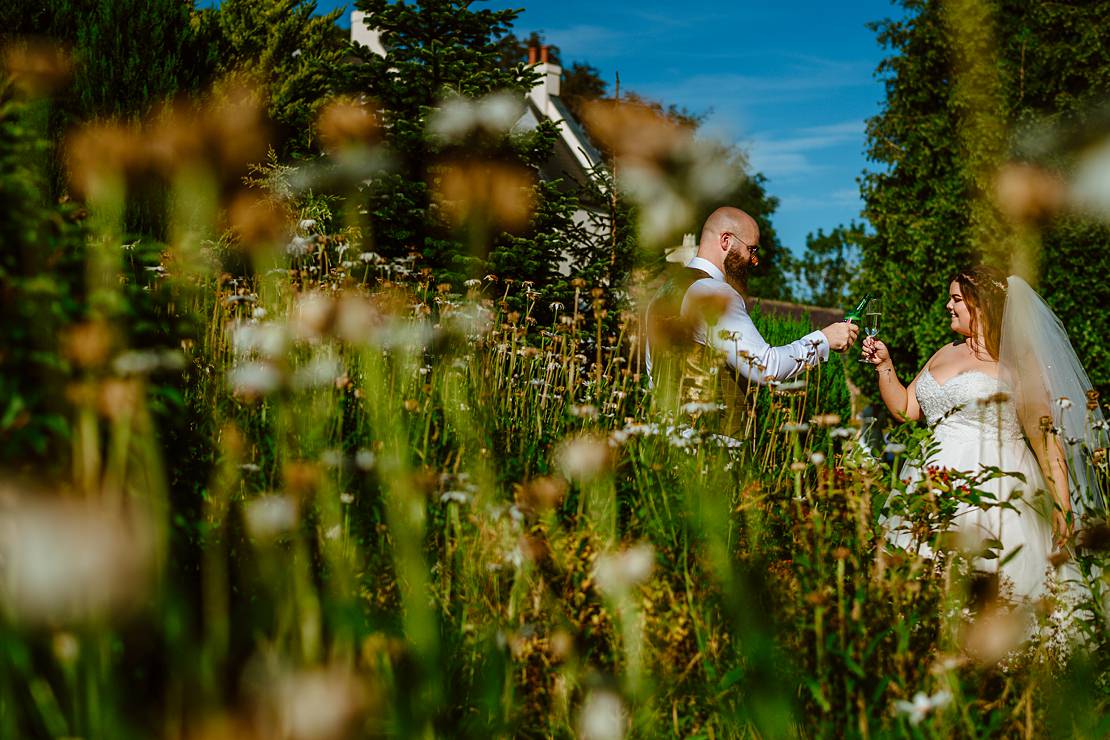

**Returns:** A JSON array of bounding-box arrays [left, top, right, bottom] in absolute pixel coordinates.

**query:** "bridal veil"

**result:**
[[999, 275, 1109, 516]]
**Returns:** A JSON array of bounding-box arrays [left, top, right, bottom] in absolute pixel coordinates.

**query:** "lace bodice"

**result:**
[[915, 368, 1024, 441]]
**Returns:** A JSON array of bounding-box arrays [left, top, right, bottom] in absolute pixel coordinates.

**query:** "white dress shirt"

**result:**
[[647, 256, 830, 384]]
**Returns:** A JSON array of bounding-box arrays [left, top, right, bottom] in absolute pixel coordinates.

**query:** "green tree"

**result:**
[[197, 0, 351, 158], [0, 0, 206, 120], [0, 0, 210, 209], [786, 223, 863, 307], [560, 61, 608, 121], [857, 1, 971, 377], [494, 30, 551, 68], [858, 0, 1110, 392], [349, 0, 584, 295], [0, 85, 86, 466]]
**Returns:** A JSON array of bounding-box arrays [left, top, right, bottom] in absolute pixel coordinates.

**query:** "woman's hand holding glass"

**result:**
[[857, 299, 883, 363], [863, 336, 892, 368]]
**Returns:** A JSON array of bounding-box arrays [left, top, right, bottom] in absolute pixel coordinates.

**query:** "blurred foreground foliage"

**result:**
[[0, 1, 1109, 738]]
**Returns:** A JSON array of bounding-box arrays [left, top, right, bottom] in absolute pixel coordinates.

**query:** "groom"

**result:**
[[646, 207, 858, 437]]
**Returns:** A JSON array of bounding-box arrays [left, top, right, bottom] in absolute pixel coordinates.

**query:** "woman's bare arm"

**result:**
[[1017, 400, 1073, 542], [865, 337, 923, 422]]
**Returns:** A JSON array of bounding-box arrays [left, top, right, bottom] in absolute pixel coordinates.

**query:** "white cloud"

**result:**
[[635, 55, 871, 103], [542, 24, 636, 58], [778, 191, 863, 211], [745, 120, 865, 179]]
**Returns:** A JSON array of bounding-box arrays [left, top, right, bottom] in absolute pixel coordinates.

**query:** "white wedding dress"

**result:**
[[884, 367, 1057, 600]]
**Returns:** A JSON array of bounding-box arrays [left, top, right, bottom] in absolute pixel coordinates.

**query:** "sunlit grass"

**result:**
[[1, 37, 1108, 740]]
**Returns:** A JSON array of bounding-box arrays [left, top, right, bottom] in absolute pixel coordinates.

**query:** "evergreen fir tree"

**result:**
[[197, 0, 351, 158], [0, 0, 208, 209], [349, 0, 598, 304], [0, 0, 205, 121]]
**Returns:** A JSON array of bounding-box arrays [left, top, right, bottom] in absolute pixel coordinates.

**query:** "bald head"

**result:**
[[697, 207, 760, 272]]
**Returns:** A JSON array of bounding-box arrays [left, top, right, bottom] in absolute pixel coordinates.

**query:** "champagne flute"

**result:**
[[859, 299, 882, 363]]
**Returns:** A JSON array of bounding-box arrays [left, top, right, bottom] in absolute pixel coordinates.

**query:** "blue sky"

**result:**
[[324, 0, 908, 255]]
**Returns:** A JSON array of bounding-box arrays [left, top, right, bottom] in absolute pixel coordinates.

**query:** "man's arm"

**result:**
[[683, 280, 832, 384]]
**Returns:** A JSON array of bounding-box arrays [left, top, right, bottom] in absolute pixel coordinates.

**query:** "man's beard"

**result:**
[[723, 246, 752, 293]]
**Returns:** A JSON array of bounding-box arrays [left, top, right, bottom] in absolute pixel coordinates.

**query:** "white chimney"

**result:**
[[350, 11, 386, 57], [528, 45, 561, 116]]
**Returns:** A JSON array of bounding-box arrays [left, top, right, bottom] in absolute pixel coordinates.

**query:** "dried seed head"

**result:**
[[334, 294, 380, 344], [283, 461, 320, 496], [290, 292, 335, 341], [960, 604, 1024, 665], [517, 534, 550, 563], [994, 162, 1066, 223], [517, 476, 567, 514], [432, 159, 535, 233], [244, 494, 298, 541], [66, 121, 143, 198], [228, 361, 282, 400], [203, 84, 270, 175], [1047, 548, 1071, 568], [3, 39, 72, 96], [228, 190, 289, 247], [317, 97, 380, 153], [427, 91, 522, 142], [63, 321, 113, 368], [97, 379, 142, 421], [549, 629, 575, 662], [581, 99, 688, 166], [577, 689, 626, 740], [249, 663, 375, 740], [1078, 520, 1110, 552], [0, 490, 156, 625], [68, 84, 270, 199], [594, 543, 655, 596], [685, 290, 730, 328]]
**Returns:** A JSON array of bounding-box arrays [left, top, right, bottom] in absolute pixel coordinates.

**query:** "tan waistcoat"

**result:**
[[647, 266, 749, 438]]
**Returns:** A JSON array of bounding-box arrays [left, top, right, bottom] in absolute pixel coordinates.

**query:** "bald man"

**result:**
[[646, 207, 858, 436]]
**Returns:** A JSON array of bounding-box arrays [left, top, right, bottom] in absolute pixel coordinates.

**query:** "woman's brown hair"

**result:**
[[954, 266, 1008, 360]]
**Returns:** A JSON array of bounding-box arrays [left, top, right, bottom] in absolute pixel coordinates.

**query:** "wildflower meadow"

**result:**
[[1, 1, 1110, 738]]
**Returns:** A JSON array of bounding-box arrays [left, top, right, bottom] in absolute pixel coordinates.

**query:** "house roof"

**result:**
[[548, 95, 603, 171], [521, 97, 606, 207]]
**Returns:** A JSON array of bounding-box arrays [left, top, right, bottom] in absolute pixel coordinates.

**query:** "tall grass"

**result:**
[[5, 217, 1108, 737], [1, 52, 1109, 740]]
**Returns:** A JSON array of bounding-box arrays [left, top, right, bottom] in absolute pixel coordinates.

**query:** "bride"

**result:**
[[863, 266, 1106, 600]]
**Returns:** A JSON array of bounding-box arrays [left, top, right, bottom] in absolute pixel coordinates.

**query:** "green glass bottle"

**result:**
[[844, 294, 871, 323]]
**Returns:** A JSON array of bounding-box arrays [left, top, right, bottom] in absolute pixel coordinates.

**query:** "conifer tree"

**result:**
[[349, 0, 593, 301], [0, 0, 204, 121], [197, 0, 351, 158], [0, 0, 207, 204]]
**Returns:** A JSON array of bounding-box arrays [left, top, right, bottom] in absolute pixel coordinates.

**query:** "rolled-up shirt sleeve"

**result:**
[[682, 278, 830, 384]]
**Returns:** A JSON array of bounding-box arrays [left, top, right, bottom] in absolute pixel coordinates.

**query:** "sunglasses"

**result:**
[[725, 232, 759, 255]]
